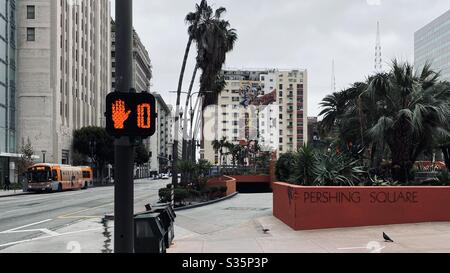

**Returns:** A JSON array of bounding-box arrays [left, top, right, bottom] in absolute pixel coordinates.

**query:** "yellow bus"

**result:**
[[26, 164, 93, 193]]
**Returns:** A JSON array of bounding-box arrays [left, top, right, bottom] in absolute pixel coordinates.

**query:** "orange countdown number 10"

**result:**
[[137, 103, 151, 129]]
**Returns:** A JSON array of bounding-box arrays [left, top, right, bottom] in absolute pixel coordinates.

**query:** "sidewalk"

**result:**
[[0, 189, 29, 198]]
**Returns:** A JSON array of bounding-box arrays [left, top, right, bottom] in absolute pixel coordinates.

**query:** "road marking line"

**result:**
[[58, 215, 104, 219], [0, 219, 52, 233], [0, 227, 111, 248], [2, 229, 61, 236], [338, 246, 386, 251], [57, 203, 113, 219], [41, 229, 60, 236], [338, 247, 367, 250]]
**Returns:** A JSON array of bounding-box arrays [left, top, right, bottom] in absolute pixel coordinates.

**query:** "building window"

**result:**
[[27, 28, 36, 41], [27, 6, 36, 19]]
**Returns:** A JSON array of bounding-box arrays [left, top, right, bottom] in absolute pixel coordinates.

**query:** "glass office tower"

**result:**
[[0, 0, 16, 184], [415, 10, 450, 82]]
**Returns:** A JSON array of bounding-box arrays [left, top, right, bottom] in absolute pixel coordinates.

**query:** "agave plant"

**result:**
[[290, 145, 317, 186], [313, 152, 366, 186]]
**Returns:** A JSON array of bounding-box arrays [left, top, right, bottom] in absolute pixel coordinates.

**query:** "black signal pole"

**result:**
[[114, 0, 135, 253]]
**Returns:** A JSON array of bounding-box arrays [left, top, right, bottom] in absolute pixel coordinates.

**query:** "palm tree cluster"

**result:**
[[319, 60, 450, 183], [173, 0, 238, 185], [212, 138, 267, 174]]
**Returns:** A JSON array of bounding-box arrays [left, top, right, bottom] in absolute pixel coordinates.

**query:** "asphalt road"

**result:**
[[0, 178, 169, 251]]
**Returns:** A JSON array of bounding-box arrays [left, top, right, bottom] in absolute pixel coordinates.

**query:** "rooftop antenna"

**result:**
[[375, 21, 382, 71]]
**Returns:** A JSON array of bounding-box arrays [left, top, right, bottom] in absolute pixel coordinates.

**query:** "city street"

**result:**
[[0, 179, 168, 252]]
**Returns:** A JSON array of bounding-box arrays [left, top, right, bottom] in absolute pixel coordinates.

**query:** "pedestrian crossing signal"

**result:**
[[105, 92, 156, 138]]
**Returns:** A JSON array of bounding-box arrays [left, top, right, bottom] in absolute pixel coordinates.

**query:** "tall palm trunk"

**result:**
[[390, 122, 414, 183], [172, 37, 193, 187], [182, 63, 199, 161]]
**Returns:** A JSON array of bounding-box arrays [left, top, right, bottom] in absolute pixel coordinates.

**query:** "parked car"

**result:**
[[161, 174, 170, 180]]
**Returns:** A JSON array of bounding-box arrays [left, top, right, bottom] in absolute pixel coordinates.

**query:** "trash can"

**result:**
[[152, 207, 175, 248], [134, 213, 167, 253], [153, 203, 176, 220]]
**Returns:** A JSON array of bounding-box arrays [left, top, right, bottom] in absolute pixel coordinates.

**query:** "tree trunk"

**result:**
[[172, 37, 193, 187], [390, 126, 414, 183], [443, 146, 450, 170], [182, 64, 199, 161]]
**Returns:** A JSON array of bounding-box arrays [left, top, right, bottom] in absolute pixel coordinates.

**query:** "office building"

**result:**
[[111, 20, 152, 93], [0, 0, 18, 182], [415, 10, 450, 81], [16, 0, 111, 164]]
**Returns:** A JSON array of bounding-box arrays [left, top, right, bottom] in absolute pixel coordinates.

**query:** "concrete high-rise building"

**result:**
[[202, 68, 308, 164], [0, 0, 18, 182], [111, 20, 152, 93], [415, 10, 450, 82], [16, 0, 111, 164], [146, 93, 173, 175]]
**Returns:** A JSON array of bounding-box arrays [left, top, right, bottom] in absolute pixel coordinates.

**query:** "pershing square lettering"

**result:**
[[304, 191, 419, 204]]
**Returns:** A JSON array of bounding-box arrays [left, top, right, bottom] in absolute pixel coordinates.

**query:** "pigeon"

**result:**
[[383, 232, 394, 243]]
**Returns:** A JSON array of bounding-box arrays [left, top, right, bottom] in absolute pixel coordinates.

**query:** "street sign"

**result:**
[[106, 92, 157, 138]]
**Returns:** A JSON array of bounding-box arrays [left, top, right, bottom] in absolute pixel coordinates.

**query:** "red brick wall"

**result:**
[[273, 182, 450, 230], [207, 176, 237, 196]]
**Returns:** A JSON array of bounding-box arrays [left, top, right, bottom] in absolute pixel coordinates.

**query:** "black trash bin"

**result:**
[[152, 207, 175, 248], [134, 213, 167, 253], [153, 203, 176, 220]]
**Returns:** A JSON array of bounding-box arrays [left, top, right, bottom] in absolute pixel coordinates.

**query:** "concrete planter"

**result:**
[[273, 182, 450, 230]]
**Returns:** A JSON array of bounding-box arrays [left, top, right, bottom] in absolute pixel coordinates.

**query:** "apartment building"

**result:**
[[16, 0, 111, 164], [202, 68, 308, 164]]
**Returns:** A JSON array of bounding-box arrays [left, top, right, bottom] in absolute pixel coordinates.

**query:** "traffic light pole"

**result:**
[[114, 0, 135, 253]]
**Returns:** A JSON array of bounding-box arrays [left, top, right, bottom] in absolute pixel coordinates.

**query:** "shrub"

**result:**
[[188, 189, 202, 198], [275, 153, 296, 181], [174, 188, 189, 204], [209, 186, 219, 194], [219, 186, 228, 197], [158, 188, 171, 203], [437, 171, 450, 186]]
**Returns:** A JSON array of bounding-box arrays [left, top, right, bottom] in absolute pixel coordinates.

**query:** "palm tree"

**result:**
[[224, 142, 244, 173], [319, 60, 450, 183], [212, 137, 228, 173], [365, 61, 450, 182], [181, 3, 228, 161], [173, 0, 209, 185], [196, 14, 238, 108]]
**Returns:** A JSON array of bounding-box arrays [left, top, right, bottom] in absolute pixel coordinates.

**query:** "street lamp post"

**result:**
[[89, 140, 96, 181], [169, 91, 212, 162], [41, 150, 47, 163]]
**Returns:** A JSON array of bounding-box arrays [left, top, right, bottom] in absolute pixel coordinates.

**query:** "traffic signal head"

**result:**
[[105, 92, 157, 138]]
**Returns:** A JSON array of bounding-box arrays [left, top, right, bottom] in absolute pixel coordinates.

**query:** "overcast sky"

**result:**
[[111, 0, 449, 117]]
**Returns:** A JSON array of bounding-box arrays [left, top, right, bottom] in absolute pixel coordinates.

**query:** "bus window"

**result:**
[[83, 171, 91, 179], [29, 168, 50, 183]]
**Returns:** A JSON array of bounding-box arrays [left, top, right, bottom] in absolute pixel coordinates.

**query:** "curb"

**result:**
[[0, 192, 30, 198], [174, 192, 239, 212], [102, 192, 239, 220]]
